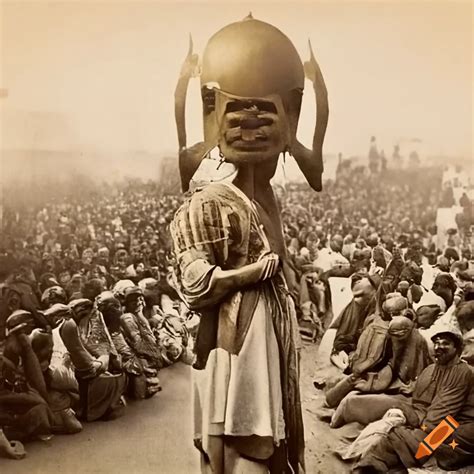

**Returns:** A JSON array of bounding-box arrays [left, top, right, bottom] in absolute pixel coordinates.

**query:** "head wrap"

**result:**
[[112, 279, 135, 299], [68, 298, 93, 315], [41, 285, 67, 307], [455, 301, 474, 331], [413, 289, 447, 313], [388, 315, 414, 340], [123, 286, 144, 301], [43, 303, 71, 327], [415, 304, 441, 328], [382, 294, 408, 315]]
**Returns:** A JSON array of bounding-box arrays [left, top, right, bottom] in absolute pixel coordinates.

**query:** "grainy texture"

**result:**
[[0, 363, 199, 474]]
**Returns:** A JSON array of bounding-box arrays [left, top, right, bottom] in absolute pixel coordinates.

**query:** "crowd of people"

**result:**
[[0, 178, 197, 458], [289, 164, 474, 472], [0, 157, 473, 470]]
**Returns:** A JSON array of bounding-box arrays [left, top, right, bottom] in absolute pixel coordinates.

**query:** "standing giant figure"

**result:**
[[171, 15, 328, 473]]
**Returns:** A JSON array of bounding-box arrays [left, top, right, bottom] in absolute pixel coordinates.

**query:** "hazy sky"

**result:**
[[1, 1, 472, 158]]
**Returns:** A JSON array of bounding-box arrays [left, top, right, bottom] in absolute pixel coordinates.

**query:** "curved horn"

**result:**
[[174, 35, 199, 151], [291, 40, 329, 192], [174, 36, 206, 191]]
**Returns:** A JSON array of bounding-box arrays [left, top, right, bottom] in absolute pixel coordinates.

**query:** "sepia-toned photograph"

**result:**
[[0, 1, 473, 473]]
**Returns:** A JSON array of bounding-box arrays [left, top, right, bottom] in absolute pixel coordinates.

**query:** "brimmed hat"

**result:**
[[39, 272, 60, 293], [43, 303, 71, 326], [96, 290, 116, 305], [451, 261, 468, 273], [6, 310, 35, 336], [124, 286, 143, 301], [44, 303, 70, 319], [96, 291, 120, 311], [431, 323, 463, 347]]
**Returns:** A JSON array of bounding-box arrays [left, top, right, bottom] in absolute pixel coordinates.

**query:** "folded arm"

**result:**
[[181, 254, 279, 310]]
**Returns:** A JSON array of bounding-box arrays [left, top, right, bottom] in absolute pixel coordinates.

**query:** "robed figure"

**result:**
[[170, 15, 329, 473]]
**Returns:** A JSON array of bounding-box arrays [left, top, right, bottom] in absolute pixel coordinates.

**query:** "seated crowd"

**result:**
[[0, 163, 473, 470], [287, 167, 473, 472], [0, 180, 197, 459]]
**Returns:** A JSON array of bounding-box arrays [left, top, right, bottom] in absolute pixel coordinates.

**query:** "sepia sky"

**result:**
[[1, 0, 472, 159]]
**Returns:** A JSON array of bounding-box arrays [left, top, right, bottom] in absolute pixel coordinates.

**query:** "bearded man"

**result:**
[[354, 325, 474, 473]]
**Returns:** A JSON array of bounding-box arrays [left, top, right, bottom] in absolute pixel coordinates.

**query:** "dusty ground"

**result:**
[[1, 342, 471, 473], [0, 344, 348, 474], [300, 340, 353, 474], [299, 340, 474, 474], [0, 363, 200, 474]]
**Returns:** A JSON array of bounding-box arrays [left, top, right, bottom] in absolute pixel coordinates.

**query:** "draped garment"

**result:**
[[171, 182, 304, 473]]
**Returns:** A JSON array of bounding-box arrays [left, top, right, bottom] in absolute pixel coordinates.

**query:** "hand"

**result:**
[[354, 378, 371, 392], [91, 360, 105, 376], [398, 381, 415, 396], [330, 351, 349, 370], [339, 351, 349, 367], [257, 252, 280, 280]]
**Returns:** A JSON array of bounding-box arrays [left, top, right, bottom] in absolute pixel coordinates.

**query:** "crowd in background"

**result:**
[[0, 153, 473, 468], [285, 161, 474, 472]]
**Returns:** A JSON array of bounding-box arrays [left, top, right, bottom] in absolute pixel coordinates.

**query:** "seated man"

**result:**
[[97, 291, 160, 399], [120, 286, 164, 369], [331, 274, 379, 368], [0, 310, 54, 441], [350, 294, 408, 376], [456, 300, 474, 364], [326, 295, 411, 409], [330, 309, 431, 427], [34, 304, 82, 434], [138, 278, 164, 327], [354, 325, 474, 473], [61, 299, 126, 422]]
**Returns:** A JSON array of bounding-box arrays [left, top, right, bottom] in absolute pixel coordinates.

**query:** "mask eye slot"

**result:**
[[225, 100, 277, 114], [201, 87, 215, 114]]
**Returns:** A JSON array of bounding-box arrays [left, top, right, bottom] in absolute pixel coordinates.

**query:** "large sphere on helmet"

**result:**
[[201, 18, 304, 98]]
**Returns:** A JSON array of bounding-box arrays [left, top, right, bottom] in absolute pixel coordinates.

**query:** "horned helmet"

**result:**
[[175, 14, 328, 191]]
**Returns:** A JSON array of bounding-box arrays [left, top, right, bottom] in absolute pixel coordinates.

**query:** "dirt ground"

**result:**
[[1, 339, 470, 474], [300, 340, 352, 474], [299, 340, 473, 474]]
